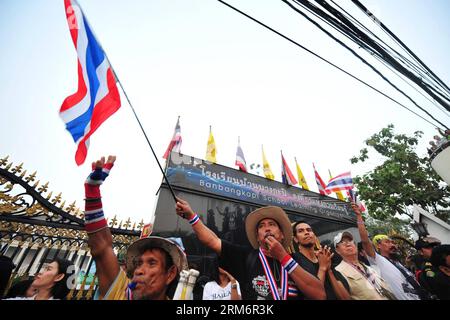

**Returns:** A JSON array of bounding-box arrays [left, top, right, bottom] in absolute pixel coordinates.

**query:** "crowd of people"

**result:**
[[1, 155, 448, 300]]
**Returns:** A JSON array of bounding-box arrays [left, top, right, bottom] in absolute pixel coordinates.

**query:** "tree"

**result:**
[[351, 124, 450, 222], [364, 215, 412, 239]]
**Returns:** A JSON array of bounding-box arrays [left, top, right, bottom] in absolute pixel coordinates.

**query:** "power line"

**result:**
[[286, 0, 450, 121], [215, 0, 444, 129], [284, 0, 448, 129], [305, 0, 450, 110], [330, 0, 450, 104], [371, 54, 450, 120], [351, 0, 450, 98], [328, 0, 432, 81]]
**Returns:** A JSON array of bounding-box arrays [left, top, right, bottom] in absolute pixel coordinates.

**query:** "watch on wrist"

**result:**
[[231, 282, 237, 289]]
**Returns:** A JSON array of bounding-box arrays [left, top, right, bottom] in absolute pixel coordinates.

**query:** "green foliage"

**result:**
[[351, 124, 450, 221], [364, 215, 412, 239]]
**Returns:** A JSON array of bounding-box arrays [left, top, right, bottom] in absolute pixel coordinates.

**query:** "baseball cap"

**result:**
[[415, 236, 441, 250], [372, 234, 390, 247], [333, 231, 354, 248]]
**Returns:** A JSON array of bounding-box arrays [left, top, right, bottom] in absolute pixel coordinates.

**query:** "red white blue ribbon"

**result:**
[[126, 282, 136, 300], [188, 213, 200, 226], [258, 248, 288, 300]]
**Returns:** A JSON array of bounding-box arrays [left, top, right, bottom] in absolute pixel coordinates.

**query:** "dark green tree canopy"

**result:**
[[351, 124, 450, 221]]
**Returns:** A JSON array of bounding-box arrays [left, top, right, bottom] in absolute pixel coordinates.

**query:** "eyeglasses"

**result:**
[[338, 239, 354, 245]]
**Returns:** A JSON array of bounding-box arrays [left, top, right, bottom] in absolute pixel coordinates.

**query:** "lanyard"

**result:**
[[347, 261, 384, 295], [347, 261, 396, 300], [258, 248, 288, 300]]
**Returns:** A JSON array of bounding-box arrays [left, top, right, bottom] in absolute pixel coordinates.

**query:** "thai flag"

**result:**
[[347, 188, 357, 202], [325, 172, 353, 192], [60, 0, 121, 165], [281, 153, 297, 186], [163, 117, 182, 159], [313, 163, 330, 195], [347, 189, 366, 212], [235, 138, 247, 172]]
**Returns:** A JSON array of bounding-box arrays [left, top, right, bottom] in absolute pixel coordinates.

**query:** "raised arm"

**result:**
[[175, 198, 222, 255], [84, 156, 120, 298], [219, 268, 242, 300], [351, 202, 376, 258]]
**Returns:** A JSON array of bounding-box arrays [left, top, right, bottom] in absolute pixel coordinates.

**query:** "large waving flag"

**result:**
[[281, 152, 297, 186], [60, 0, 121, 166], [235, 137, 247, 172], [325, 171, 353, 192], [262, 146, 275, 180], [163, 116, 182, 159], [328, 169, 345, 200], [206, 126, 217, 163], [295, 157, 309, 190], [313, 163, 330, 195]]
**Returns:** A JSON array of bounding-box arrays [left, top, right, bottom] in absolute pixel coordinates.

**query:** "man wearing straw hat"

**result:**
[[176, 198, 325, 300], [84, 156, 188, 300]]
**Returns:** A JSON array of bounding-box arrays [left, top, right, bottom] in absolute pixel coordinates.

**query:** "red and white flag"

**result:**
[[325, 171, 353, 192], [313, 163, 330, 195], [163, 117, 182, 159], [281, 153, 297, 186], [235, 137, 247, 172], [60, 0, 121, 165]]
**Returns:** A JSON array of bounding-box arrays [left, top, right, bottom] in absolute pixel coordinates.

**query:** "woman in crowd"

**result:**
[[202, 263, 241, 300], [5, 257, 74, 300]]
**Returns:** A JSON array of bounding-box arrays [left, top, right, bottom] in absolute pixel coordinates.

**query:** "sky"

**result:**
[[1, 0, 449, 226]]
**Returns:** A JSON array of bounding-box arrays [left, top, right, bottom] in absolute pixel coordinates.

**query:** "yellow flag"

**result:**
[[295, 158, 309, 190], [206, 127, 217, 163], [328, 169, 345, 200], [262, 146, 275, 180]]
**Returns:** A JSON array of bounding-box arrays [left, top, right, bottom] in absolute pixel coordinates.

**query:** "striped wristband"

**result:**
[[84, 208, 107, 233], [83, 162, 114, 234], [281, 254, 298, 274], [188, 213, 200, 226], [84, 185, 107, 233]]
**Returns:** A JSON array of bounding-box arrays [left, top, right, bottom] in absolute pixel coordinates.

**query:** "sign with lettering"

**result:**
[[166, 153, 355, 223]]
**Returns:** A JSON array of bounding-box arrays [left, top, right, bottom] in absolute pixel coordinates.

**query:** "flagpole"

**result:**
[[72, 1, 178, 203], [117, 80, 178, 203]]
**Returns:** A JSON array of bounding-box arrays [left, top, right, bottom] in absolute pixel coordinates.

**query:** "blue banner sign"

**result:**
[[166, 153, 355, 223]]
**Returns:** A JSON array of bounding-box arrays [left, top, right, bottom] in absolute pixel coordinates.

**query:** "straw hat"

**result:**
[[245, 206, 293, 250]]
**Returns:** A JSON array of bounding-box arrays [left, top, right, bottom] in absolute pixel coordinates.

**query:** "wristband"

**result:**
[[281, 254, 298, 274], [84, 162, 113, 233], [188, 213, 200, 226], [84, 208, 107, 233]]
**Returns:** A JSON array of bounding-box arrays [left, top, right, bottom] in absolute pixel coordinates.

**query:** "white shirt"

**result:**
[[202, 281, 241, 300], [367, 253, 420, 300]]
